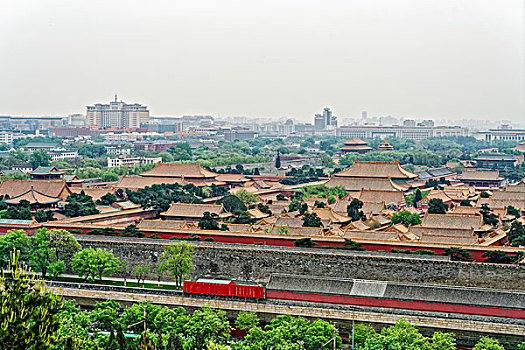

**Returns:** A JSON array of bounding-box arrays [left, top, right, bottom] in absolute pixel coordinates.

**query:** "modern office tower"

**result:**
[[403, 119, 417, 127], [323, 108, 332, 126], [362, 111, 368, 121], [418, 119, 435, 127], [314, 114, 326, 131], [67, 114, 86, 126], [86, 95, 149, 128]]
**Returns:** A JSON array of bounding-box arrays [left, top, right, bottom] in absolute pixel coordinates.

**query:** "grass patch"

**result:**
[[53, 276, 181, 290]]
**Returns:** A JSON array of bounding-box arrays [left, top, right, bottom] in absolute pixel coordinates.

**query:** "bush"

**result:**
[[414, 250, 435, 255], [444, 247, 473, 261], [276, 194, 287, 201], [294, 238, 317, 247], [343, 239, 365, 251], [481, 251, 520, 264], [390, 211, 422, 226]]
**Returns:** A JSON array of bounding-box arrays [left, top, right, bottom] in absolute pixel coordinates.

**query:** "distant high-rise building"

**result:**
[[403, 119, 416, 127], [67, 114, 86, 126], [314, 107, 337, 131], [361, 111, 368, 120], [86, 95, 149, 129], [314, 114, 326, 131], [418, 120, 435, 127], [323, 108, 332, 126]]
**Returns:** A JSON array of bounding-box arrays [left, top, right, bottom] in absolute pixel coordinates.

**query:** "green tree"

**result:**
[[29, 149, 51, 168], [302, 212, 323, 227], [216, 195, 246, 213], [347, 198, 366, 221], [276, 194, 287, 201], [184, 306, 232, 348], [139, 331, 154, 350], [6, 199, 32, 220], [34, 209, 56, 223], [413, 189, 423, 207], [294, 237, 317, 247], [362, 319, 431, 349], [343, 238, 365, 251], [314, 200, 326, 208], [507, 205, 521, 218], [64, 191, 100, 217], [157, 241, 194, 287], [198, 212, 220, 230], [460, 199, 472, 207], [508, 221, 525, 246], [428, 198, 448, 214], [353, 324, 377, 346], [431, 332, 457, 350], [167, 332, 185, 350], [71, 248, 120, 282], [96, 192, 118, 205], [480, 191, 490, 198], [391, 211, 422, 226], [233, 188, 259, 205], [473, 337, 505, 350], [481, 251, 518, 264], [0, 229, 30, 267], [234, 210, 254, 224], [90, 299, 122, 332], [444, 247, 473, 262], [275, 151, 281, 169], [168, 144, 192, 161], [135, 263, 150, 287], [121, 224, 144, 238], [235, 311, 260, 331], [77, 144, 107, 157], [236, 314, 340, 350], [119, 301, 162, 334], [0, 250, 62, 349], [29, 228, 81, 279], [101, 172, 119, 183], [480, 204, 499, 226]]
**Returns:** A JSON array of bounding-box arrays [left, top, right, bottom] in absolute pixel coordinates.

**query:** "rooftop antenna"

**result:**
[[114, 94, 117, 102]]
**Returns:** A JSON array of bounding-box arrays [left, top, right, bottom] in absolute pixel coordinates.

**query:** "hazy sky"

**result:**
[[1, 0, 523, 122]]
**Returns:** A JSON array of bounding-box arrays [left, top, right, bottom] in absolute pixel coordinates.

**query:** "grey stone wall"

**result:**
[[76, 236, 525, 291]]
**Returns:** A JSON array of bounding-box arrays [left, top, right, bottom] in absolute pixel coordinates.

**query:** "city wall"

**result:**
[[76, 236, 525, 291]]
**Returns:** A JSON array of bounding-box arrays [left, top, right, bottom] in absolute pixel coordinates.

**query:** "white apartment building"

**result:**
[[49, 150, 79, 161], [0, 132, 14, 145], [102, 132, 161, 142], [105, 146, 132, 156], [107, 156, 162, 168], [336, 125, 468, 140], [473, 127, 525, 142], [86, 95, 149, 128]]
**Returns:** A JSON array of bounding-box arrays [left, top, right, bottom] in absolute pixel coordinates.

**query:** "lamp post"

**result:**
[[351, 309, 355, 350]]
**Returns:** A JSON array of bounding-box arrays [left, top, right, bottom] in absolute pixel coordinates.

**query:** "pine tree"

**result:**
[[413, 189, 422, 207], [139, 331, 154, 350], [0, 250, 62, 349], [275, 151, 281, 169], [167, 333, 184, 350]]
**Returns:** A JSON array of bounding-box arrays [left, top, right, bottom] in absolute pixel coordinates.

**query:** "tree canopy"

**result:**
[[157, 241, 194, 287]]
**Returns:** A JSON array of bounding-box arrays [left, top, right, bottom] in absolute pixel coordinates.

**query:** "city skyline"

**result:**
[[1, 0, 523, 122]]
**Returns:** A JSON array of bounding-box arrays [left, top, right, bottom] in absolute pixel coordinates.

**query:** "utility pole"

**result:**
[[333, 322, 336, 350], [351, 310, 355, 350], [143, 304, 147, 333]]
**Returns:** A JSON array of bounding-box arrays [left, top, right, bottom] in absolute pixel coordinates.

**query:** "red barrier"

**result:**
[[266, 290, 525, 319], [183, 280, 266, 299]]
